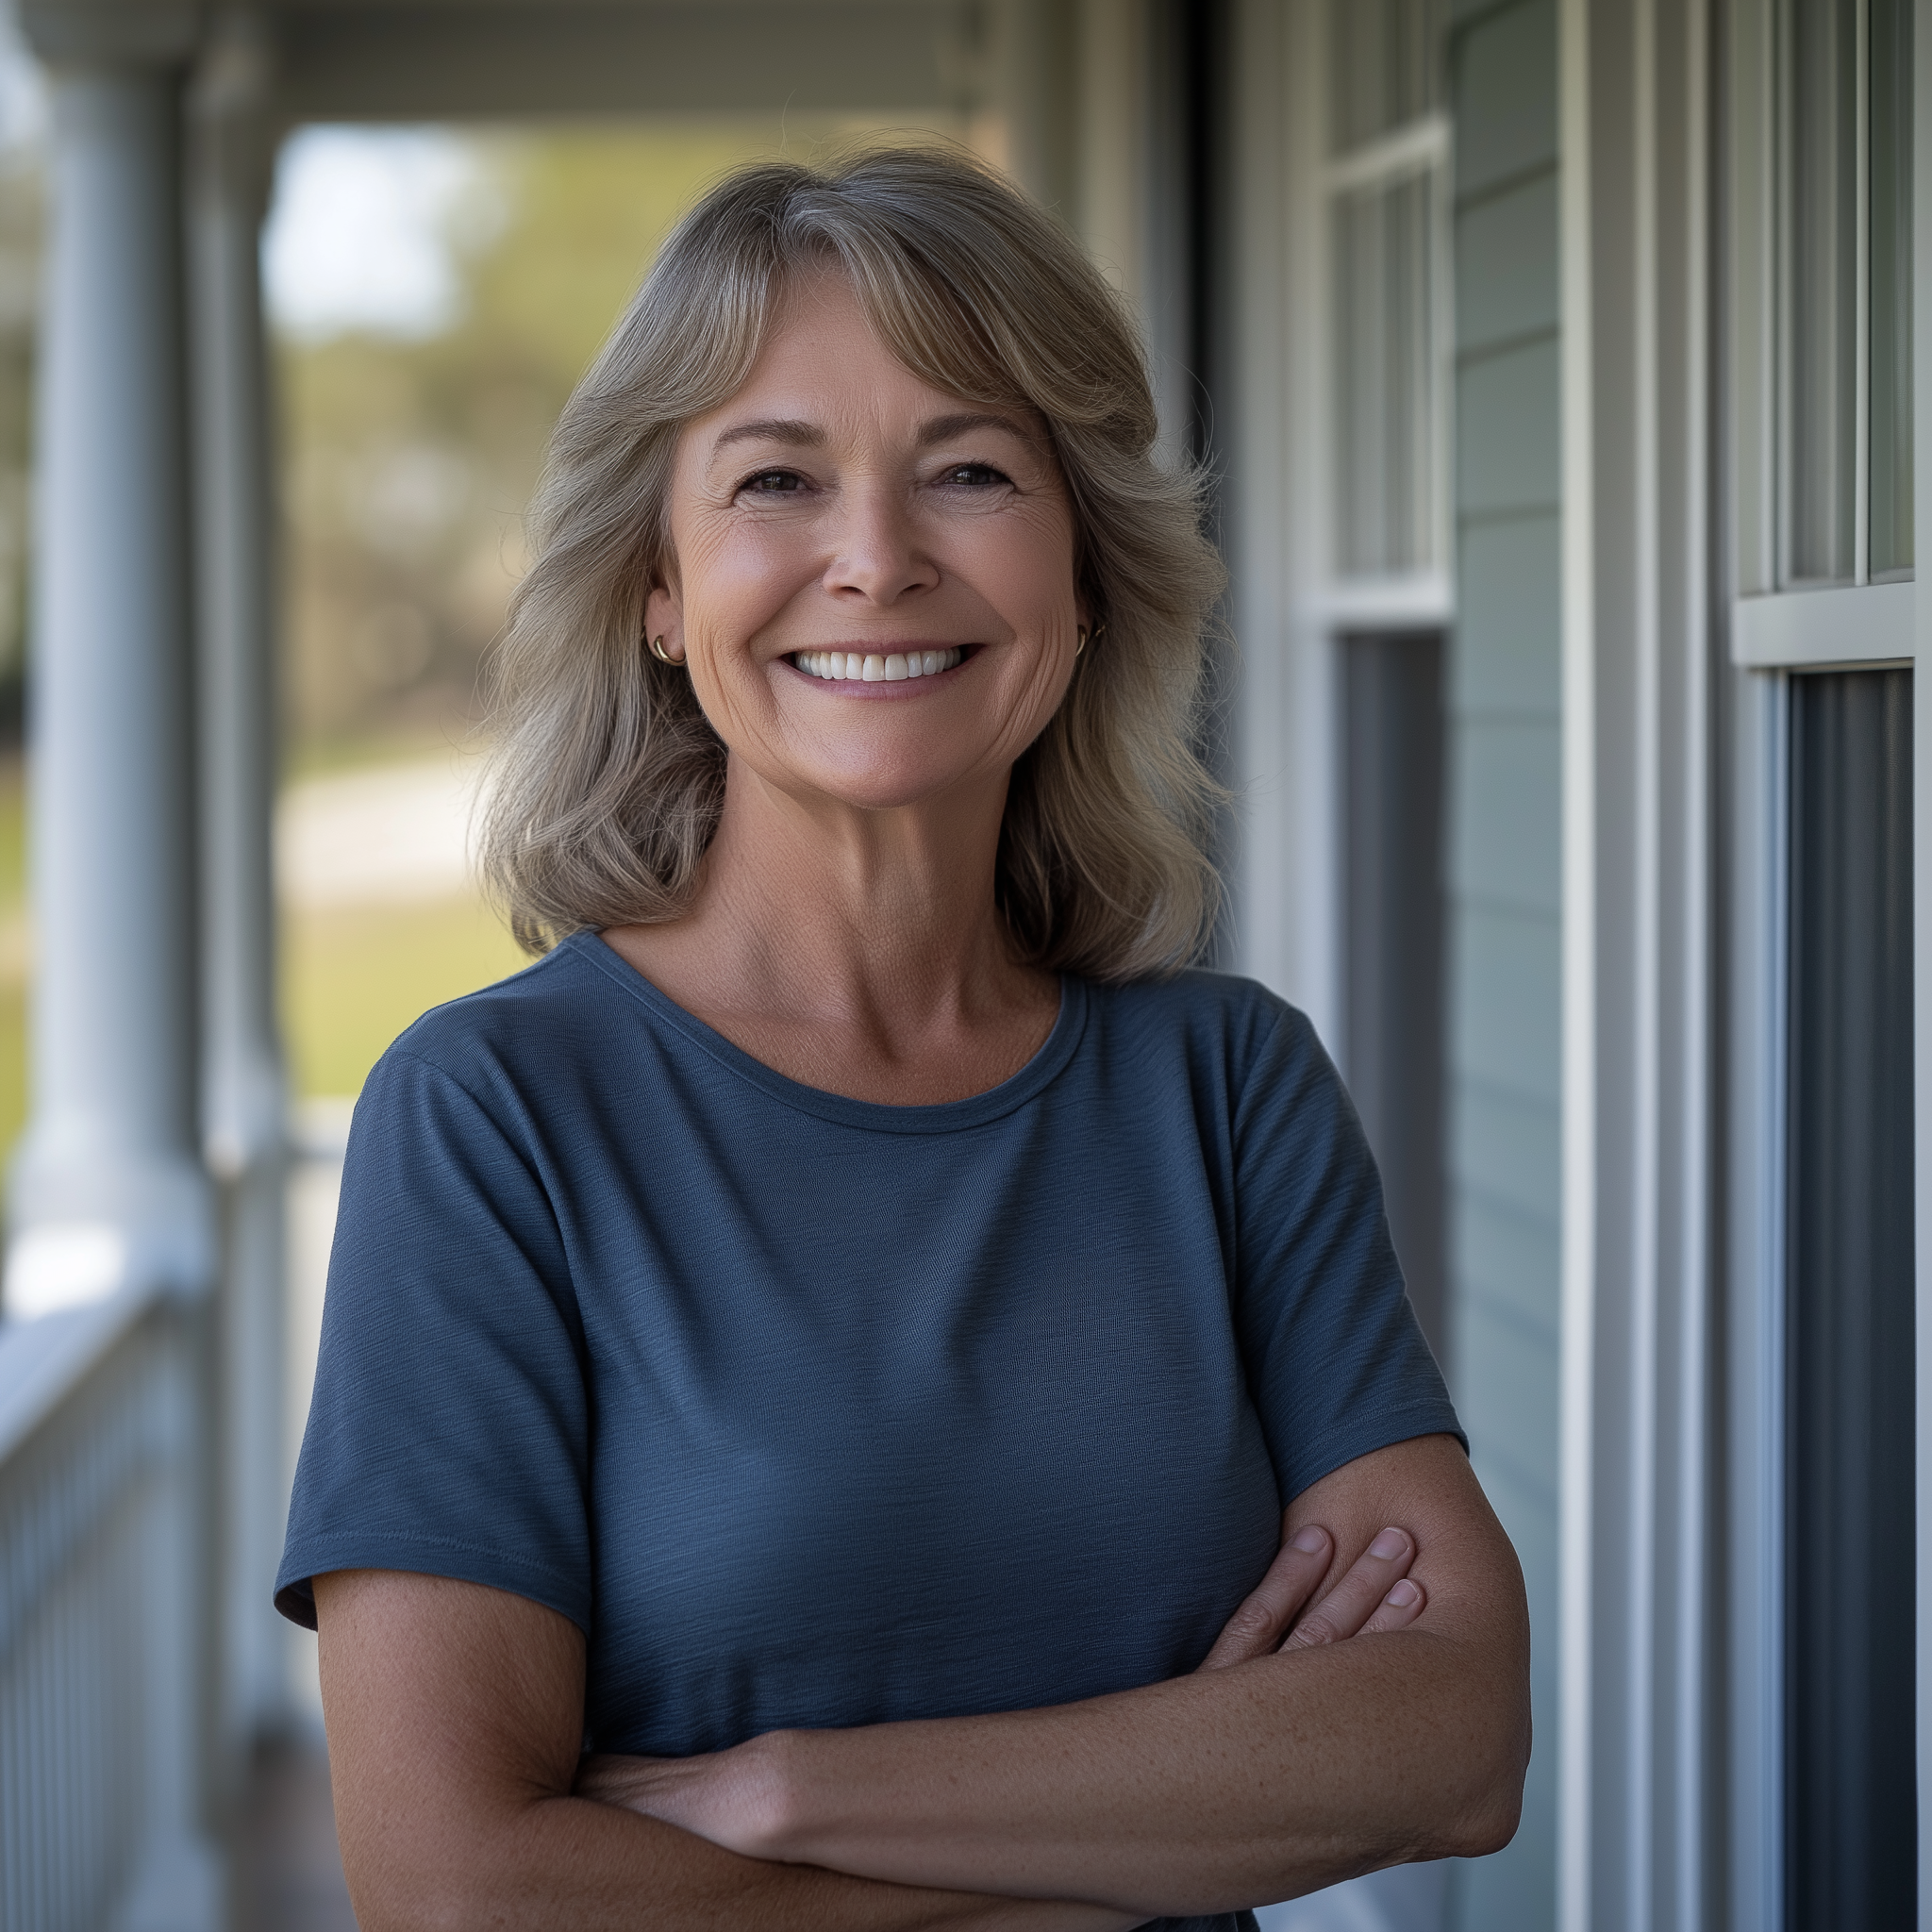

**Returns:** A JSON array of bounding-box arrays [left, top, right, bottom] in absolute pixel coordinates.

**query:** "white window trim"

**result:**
[[1305, 569, 1455, 630], [1324, 110, 1449, 196], [1731, 579, 1916, 666]]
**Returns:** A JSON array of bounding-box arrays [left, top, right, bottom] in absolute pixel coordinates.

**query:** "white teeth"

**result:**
[[794, 647, 964, 682]]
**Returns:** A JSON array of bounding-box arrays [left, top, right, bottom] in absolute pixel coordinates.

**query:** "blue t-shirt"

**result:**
[[277, 933, 1460, 1931]]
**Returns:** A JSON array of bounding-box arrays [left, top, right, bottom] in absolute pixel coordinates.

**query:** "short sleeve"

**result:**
[[275, 1047, 591, 1632], [1230, 1005, 1464, 1503]]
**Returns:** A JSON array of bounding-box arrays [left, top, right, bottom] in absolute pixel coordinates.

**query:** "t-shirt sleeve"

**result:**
[[275, 1046, 591, 1632], [1230, 1002, 1464, 1504]]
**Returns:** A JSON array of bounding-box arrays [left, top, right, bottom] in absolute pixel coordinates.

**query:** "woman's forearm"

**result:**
[[740, 1624, 1522, 1915], [315, 1569, 1146, 1932], [357, 1789, 1145, 1932], [353, 1765, 1153, 1932]]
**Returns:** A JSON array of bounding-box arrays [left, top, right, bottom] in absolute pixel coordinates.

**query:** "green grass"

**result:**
[[282, 892, 532, 1099]]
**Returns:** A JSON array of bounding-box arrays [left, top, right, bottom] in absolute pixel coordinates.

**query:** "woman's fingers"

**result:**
[[1280, 1525, 1420, 1652], [1357, 1574, 1428, 1636], [1196, 1522, 1334, 1670]]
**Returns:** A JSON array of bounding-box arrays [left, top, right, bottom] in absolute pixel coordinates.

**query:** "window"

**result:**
[[1323, 0, 1451, 1357], [1730, 6, 1919, 1919], [1735, 0, 1914, 662], [1342, 632, 1447, 1357], [1784, 668, 1916, 1929], [1326, 0, 1449, 588]]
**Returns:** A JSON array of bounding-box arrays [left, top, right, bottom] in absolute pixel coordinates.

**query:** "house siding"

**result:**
[[1445, 0, 1561, 1925]]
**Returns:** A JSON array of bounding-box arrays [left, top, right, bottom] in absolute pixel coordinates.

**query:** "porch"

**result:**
[[0, 3, 1924, 1930]]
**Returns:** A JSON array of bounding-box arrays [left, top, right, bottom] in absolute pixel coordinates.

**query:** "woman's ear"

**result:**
[[644, 578, 686, 665]]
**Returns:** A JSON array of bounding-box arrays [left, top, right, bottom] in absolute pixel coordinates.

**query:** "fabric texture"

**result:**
[[278, 933, 1462, 1932]]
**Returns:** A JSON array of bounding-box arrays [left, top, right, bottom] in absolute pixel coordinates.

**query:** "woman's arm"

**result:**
[[587, 1435, 1529, 1918], [315, 1569, 1144, 1932]]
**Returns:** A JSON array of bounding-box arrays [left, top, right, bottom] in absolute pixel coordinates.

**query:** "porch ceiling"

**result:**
[[263, 0, 980, 120], [20, 0, 981, 117]]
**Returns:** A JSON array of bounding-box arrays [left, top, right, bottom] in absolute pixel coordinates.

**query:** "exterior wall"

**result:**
[[1442, 1, 1560, 1925]]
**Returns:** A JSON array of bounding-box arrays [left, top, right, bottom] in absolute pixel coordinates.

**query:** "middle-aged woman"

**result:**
[[275, 144, 1530, 1931]]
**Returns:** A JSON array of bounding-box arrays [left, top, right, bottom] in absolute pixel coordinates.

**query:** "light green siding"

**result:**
[[1445, 0, 1561, 1925]]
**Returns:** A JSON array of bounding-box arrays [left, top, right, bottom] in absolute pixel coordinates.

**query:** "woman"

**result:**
[[276, 145, 1529, 1931]]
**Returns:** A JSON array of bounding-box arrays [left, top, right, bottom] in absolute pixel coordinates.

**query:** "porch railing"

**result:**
[[0, 1286, 222, 1932]]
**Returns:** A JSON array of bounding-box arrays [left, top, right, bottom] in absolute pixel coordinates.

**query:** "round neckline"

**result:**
[[567, 930, 1089, 1134]]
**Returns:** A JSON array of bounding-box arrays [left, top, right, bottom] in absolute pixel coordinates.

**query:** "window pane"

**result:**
[[1342, 631, 1447, 1364], [1787, 0, 1858, 584], [1787, 669, 1917, 1929], [1870, 0, 1913, 576], [1333, 170, 1440, 575], [1328, 0, 1443, 154]]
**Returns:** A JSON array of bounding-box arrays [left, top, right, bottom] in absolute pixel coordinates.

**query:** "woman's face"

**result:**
[[646, 272, 1084, 818]]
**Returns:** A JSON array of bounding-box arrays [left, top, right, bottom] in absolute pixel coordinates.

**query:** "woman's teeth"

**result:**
[[793, 648, 963, 683]]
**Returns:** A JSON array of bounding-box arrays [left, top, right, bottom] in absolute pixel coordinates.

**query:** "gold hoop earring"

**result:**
[[1075, 622, 1105, 658], [648, 635, 682, 667]]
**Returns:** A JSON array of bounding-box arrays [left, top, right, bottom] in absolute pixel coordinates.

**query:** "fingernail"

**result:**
[[1369, 1527, 1409, 1560], [1386, 1579, 1421, 1608], [1291, 1524, 1329, 1554]]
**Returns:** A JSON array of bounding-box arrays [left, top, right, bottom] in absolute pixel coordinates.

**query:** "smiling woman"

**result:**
[[275, 145, 1528, 1932], [475, 149, 1225, 981]]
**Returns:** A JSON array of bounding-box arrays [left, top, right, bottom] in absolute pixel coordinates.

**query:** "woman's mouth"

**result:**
[[791, 647, 965, 684]]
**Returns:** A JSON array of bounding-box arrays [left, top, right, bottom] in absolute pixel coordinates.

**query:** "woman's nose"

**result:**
[[822, 486, 938, 605]]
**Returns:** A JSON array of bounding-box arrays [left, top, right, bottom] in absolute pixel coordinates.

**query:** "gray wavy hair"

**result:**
[[478, 142, 1226, 979]]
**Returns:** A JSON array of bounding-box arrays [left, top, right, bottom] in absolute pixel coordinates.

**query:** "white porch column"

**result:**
[[7, 6, 222, 1925], [8, 8, 211, 1314], [189, 13, 292, 1757]]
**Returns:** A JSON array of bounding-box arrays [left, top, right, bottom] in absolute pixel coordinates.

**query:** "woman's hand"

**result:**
[[1195, 1515, 1428, 1672]]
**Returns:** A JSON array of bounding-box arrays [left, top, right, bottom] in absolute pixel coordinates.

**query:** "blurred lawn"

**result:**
[[278, 728, 532, 1100], [281, 890, 528, 1100], [0, 746, 531, 1152]]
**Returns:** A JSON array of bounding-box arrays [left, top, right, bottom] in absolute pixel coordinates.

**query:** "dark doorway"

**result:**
[[1341, 630, 1448, 1363], [1786, 666, 1916, 1930]]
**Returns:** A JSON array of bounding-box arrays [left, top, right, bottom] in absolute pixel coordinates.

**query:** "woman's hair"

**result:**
[[478, 142, 1227, 979]]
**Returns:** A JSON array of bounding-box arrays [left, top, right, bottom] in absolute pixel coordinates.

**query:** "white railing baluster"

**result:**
[[0, 1290, 221, 1932]]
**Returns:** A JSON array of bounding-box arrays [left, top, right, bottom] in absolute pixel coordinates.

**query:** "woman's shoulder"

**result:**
[[368, 931, 639, 1096], [1087, 966, 1315, 1059]]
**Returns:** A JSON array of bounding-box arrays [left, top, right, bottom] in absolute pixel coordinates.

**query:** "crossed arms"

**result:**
[[316, 1433, 1530, 1931]]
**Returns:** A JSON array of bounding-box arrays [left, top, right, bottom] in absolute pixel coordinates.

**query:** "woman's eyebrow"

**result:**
[[712, 418, 824, 453], [708, 410, 1035, 458], [919, 410, 1033, 447]]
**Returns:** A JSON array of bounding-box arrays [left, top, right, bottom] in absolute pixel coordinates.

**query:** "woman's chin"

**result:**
[[765, 766, 989, 821], [747, 737, 1004, 818]]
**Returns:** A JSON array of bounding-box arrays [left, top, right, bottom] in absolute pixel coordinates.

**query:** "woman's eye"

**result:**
[[939, 462, 1009, 488], [741, 470, 808, 495]]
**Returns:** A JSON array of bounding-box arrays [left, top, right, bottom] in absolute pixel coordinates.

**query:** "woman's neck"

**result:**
[[599, 758, 1061, 1106]]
